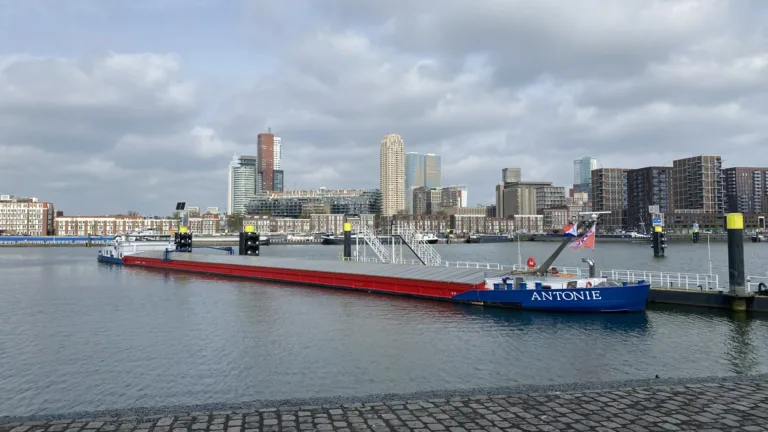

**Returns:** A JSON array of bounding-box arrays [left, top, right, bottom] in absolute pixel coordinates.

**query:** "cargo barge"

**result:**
[[122, 252, 650, 312]]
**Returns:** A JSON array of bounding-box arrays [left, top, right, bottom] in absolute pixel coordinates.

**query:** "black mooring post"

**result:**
[[652, 225, 663, 257], [343, 221, 352, 260], [727, 213, 746, 297]]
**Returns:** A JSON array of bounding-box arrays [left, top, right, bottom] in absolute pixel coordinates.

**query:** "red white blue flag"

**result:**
[[562, 222, 578, 237], [570, 223, 596, 250]]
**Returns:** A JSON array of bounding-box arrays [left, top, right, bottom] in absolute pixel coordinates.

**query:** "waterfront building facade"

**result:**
[[451, 215, 515, 234], [591, 168, 629, 232], [188, 214, 221, 235], [248, 189, 381, 218], [227, 155, 257, 215], [627, 166, 671, 232], [535, 186, 567, 212], [501, 181, 552, 217], [55, 216, 178, 236], [541, 207, 570, 232], [724, 167, 768, 214], [671, 155, 724, 214], [0, 198, 55, 235], [391, 215, 449, 233]]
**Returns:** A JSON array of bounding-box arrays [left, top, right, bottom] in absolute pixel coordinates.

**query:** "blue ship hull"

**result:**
[[451, 284, 651, 313], [97, 254, 123, 265]]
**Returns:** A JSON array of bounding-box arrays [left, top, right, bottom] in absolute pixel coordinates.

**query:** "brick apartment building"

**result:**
[[55, 216, 178, 236]]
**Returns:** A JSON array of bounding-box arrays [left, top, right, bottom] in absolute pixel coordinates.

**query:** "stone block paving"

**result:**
[[3, 380, 768, 431]]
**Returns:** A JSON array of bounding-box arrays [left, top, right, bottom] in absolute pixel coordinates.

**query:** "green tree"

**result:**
[[126, 211, 140, 216], [227, 213, 244, 232], [170, 210, 182, 219]]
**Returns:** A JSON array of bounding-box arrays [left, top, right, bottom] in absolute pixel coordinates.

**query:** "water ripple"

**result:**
[[1, 246, 767, 416]]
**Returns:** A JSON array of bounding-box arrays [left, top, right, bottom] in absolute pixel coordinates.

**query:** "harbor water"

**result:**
[[1, 242, 768, 417]]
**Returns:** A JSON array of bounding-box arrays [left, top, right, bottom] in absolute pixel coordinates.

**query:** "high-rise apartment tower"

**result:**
[[380, 133, 405, 216]]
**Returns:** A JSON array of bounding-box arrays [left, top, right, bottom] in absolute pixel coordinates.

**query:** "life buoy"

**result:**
[[585, 281, 593, 288], [526, 257, 537, 268]]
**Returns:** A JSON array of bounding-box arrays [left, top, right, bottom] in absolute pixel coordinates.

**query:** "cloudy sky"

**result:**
[[1, 0, 767, 215]]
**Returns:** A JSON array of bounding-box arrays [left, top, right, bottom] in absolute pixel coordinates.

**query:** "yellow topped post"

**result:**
[[244, 225, 255, 233], [342, 221, 352, 259], [652, 224, 665, 257], [179, 226, 188, 233], [725, 213, 746, 303], [726, 213, 744, 230]]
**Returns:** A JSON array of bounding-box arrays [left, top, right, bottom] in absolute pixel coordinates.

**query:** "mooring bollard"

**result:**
[[727, 213, 746, 295], [343, 221, 352, 260], [652, 225, 666, 257], [726, 213, 751, 311]]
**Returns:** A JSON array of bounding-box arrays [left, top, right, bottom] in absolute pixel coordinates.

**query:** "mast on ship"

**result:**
[[513, 211, 610, 276]]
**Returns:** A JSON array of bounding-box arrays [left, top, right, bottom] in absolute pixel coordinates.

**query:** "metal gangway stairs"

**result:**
[[395, 227, 442, 266], [349, 219, 391, 263]]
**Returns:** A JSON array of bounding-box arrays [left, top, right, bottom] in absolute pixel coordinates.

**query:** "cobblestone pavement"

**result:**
[[3, 379, 768, 432]]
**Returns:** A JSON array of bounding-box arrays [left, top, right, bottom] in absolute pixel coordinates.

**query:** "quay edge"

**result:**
[[1, 373, 768, 426], [648, 287, 768, 312]]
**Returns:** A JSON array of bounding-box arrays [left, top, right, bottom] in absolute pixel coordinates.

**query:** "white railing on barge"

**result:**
[[339, 257, 726, 291], [599, 269, 720, 291]]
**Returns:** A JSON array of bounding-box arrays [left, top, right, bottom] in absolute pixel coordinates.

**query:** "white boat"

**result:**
[[415, 233, 439, 244], [97, 230, 175, 264]]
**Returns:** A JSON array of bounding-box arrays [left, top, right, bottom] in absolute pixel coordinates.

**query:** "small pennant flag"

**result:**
[[570, 223, 596, 250], [562, 222, 578, 237]]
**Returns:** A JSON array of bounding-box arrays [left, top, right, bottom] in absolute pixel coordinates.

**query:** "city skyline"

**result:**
[[2, 1, 767, 215]]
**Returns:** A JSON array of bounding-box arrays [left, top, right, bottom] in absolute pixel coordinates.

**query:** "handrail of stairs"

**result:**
[[349, 219, 391, 263], [395, 227, 442, 266]]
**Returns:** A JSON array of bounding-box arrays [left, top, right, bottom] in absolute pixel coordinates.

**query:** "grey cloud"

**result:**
[[0, 53, 198, 153], [4, 0, 768, 212], [0, 52, 226, 214], [317, 0, 738, 82], [215, 0, 768, 204]]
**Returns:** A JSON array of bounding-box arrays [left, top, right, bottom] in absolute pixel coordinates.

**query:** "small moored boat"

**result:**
[[415, 233, 439, 244], [97, 230, 175, 264]]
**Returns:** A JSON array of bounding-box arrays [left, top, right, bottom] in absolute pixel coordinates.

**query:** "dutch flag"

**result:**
[[562, 222, 578, 237]]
